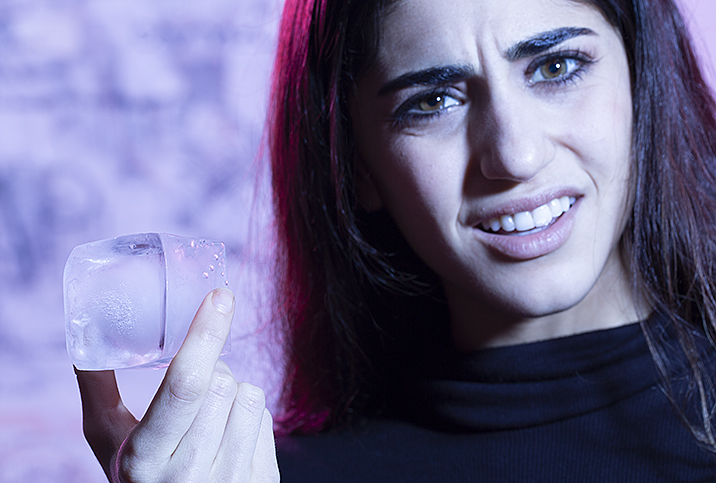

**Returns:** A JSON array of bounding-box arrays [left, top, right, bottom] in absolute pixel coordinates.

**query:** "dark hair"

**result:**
[[268, 0, 716, 444], [602, 0, 716, 447], [269, 0, 411, 434]]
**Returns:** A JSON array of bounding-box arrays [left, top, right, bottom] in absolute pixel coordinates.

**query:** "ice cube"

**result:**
[[163, 235, 230, 359], [64, 233, 229, 370]]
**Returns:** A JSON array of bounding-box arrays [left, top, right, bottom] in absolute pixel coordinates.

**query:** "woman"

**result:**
[[77, 0, 716, 480]]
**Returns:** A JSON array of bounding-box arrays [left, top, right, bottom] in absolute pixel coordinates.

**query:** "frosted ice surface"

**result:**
[[64, 233, 229, 370]]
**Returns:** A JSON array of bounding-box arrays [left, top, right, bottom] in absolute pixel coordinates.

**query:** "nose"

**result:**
[[472, 86, 555, 182]]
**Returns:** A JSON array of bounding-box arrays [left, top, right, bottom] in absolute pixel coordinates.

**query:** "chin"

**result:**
[[483, 276, 599, 321]]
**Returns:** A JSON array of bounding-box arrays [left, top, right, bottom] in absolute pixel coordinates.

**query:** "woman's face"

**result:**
[[352, 0, 640, 347]]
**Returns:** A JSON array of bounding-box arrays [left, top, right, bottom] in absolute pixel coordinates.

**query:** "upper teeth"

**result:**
[[481, 196, 576, 233]]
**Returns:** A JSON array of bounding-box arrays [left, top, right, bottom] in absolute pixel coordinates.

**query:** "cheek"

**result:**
[[360, 99, 470, 217], [561, 77, 633, 183], [593, 95, 633, 199], [586, 62, 633, 167], [366, 137, 469, 264], [372, 138, 466, 223], [567, 90, 634, 249]]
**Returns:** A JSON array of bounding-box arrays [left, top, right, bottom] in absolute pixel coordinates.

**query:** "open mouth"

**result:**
[[478, 196, 577, 235]]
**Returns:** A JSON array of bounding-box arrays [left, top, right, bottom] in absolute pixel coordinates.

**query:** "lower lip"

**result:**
[[475, 200, 579, 261]]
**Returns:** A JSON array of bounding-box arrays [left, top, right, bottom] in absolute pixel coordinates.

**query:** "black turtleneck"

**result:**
[[276, 321, 716, 482]]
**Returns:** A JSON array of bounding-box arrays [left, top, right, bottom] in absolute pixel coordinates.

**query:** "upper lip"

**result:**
[[464, 189, 581, 227]]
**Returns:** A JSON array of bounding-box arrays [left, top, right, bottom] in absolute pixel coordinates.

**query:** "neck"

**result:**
[[446, 254, 649, 351]]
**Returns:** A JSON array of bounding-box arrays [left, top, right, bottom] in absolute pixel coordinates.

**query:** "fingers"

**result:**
[[133, 288, 235, 464], [75, 369, 138, 479], [250, 409, 281, 482], [170, 360, 239, 478], [210, 382, 267, 482], [78, 288, 279, 482]]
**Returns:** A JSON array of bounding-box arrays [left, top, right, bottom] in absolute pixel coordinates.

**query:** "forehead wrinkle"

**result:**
[[375, 0, 479, 72], [368, 0, 610, 92]]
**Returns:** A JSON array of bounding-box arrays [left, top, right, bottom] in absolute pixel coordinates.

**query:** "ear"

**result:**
[[355, 159, 383, 212]]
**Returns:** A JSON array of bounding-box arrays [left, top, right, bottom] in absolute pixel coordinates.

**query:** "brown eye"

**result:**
[[530, 57, 580, 84], [415, 94, 460, 113], [418, 95, 446, 112], [540, 59, 567, 79]]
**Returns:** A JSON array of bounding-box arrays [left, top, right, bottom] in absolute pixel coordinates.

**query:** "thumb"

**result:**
[[75, 368, 138, 480]]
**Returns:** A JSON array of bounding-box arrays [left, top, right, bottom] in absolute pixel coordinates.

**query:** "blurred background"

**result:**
[[0, 0, 713, 481], [0, 0, 281, 481]]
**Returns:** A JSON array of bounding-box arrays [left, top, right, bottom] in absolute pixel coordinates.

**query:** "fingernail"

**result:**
[[212, 288, 234, 314]]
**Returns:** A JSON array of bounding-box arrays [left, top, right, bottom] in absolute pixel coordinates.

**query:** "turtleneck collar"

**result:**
[[394, 321, 660, 431]]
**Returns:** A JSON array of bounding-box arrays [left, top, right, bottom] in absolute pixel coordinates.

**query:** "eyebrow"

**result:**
[[376, 27, 595, 96], [377, 64, 476, 96], [506, 27, 595, 61]]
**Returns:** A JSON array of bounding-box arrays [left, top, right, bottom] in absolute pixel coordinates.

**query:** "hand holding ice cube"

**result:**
[[75, 289, 280, 482]]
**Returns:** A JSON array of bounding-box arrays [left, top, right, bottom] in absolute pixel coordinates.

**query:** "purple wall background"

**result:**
[[0, 1, 283, 481], [0, 1, 713, 481]]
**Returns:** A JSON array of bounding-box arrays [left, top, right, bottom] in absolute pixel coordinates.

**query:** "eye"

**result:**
[[529, 56, 585, 85], [392, 88, 465, 127], [416, 94, 461, 113]]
